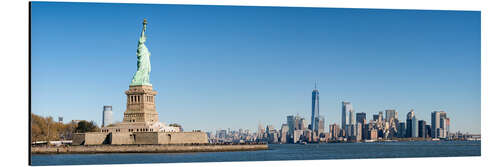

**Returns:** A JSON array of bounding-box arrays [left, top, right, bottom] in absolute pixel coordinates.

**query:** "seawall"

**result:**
[[31, 144, 268, 154]]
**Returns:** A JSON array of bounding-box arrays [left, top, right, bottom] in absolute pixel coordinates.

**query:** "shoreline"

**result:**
[[31, 139, 480, 154], [31, 143, 268, 154]]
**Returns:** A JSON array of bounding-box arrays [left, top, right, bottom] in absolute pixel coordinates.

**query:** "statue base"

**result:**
[[123, 85, 158, 123]]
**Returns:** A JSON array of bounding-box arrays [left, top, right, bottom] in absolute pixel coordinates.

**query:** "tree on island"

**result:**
[[75, 120, 99, 133], [31, 113, 76, 142]]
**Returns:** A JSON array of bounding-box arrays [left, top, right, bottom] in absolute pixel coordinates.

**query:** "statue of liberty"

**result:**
[[131, 19, 152, 86]]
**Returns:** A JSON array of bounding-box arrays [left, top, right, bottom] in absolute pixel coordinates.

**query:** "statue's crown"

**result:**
[[143, 19, 147, 25]]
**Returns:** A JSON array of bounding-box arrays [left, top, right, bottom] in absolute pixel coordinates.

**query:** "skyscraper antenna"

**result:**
[[314, 80, 318, 90]]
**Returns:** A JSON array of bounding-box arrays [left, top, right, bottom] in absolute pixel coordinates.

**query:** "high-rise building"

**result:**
[[311, 82, 320, 133], [386, 110, 398, 136], [398, 122, 406, 138], [304, 129, 313, 142], [356, 112, 367, 124], [317, 116, 325, 135], [373, 114, 379, 122], [269, 132, 279, 143], [406, 109, 418, 138], [406, 110, 414, 137], [280, 124, 289, 143], [418, 120, 427, 138], [355, 122, 363, 141], [342, 101, 353, 129], [385, 109, 397, 121], [258, 122, 265, 134], [369, 129, 378, 140], [346, 124, 354, 138], [412, 117, 419, 138], [362, 124, 370, 140], [286, 115, 296, 137], [437, 128, 444, 138], [431, 111, 448, 138], [425, 125, 432, 138], [329, 124, 340, 140], [287, 114, 307, 141], [293, 130, 303, 143], [445, 118, 450, 137], [439, 112, 448, 138], [58, 116, 63, 123], [216, 129, 227, 139], [350, 110, 356, 127], [373, 113, 382, 123], [298, 117, 307, 130], [431, 111, 441, 138], [266, 125, 274, 134], [102, 105, 113, 127]]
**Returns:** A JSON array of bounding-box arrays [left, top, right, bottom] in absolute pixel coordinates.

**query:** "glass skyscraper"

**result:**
[[431, 111, 440, 138], [342, 101, 356, 129], [286, 115, 295, 137], [102, 105, 113, 127], [406, 109, 418, 138], [356, 112, 367, 124], [342, 101, 353, 130], [311, 83, 320, 133], [385, 109, 397, 121], [431, 111, 448, 138]]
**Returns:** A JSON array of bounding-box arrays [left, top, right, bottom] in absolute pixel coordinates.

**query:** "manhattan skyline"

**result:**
[[31, 2, 480, 134]]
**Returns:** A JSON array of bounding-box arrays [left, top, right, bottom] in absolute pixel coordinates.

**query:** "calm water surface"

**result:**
[[31, 141, 480, 166]]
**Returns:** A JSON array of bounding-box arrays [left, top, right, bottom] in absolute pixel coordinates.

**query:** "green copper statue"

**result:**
[[131, 19, 152, 86]]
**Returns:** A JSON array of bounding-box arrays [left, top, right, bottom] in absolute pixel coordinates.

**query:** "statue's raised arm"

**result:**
[[139, 19, 147, 44]]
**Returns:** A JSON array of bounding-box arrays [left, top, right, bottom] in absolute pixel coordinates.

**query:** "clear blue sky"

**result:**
[[31, 2, 480, 134]]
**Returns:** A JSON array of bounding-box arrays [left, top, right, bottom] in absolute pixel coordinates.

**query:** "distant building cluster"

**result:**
[[264, 109, 450, 144], [207, 128, 258, 143], [208, 83, 464, 144]]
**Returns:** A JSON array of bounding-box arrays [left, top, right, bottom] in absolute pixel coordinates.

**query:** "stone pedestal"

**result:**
[[101, 84, 178, 134], [123, 85, 158, 123]]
